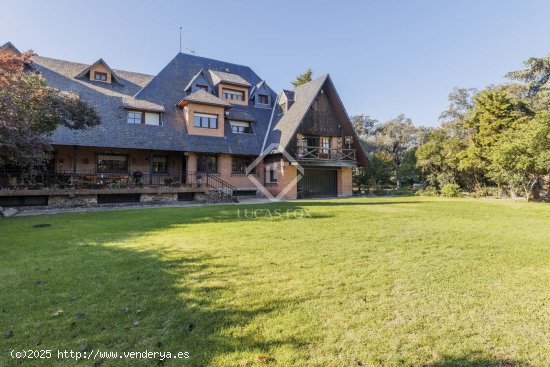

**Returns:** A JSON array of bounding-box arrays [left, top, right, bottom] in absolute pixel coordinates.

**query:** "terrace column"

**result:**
[[72, 145, 77, 176], [149, 151, 153, 185]]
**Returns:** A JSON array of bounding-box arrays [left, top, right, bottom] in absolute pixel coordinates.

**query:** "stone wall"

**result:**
[[48, 195, 97, 208], [140, 193, 177, 203]]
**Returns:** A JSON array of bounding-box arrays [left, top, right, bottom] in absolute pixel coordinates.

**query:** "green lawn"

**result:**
[[0, 197, 549, 366]]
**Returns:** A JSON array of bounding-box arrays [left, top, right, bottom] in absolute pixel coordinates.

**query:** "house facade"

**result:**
[[0, 42, 368, 206]]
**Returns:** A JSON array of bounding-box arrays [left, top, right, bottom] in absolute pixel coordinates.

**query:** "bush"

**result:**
[[440, 183, 462, 197], [415, 186, 438, 197]]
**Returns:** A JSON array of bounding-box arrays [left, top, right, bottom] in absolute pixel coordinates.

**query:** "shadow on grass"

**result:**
[[0, 198, 432, 366], [426, 353, 517, 367]]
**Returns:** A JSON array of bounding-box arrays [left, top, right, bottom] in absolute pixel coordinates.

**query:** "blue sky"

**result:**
[[2, 0, 550, 126]]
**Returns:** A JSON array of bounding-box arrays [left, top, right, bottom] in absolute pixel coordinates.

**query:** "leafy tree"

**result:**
[[439, 87, 477, 140], [350, 114, 377, 137], [458, 90, 533, 187], [506, 54, 550, 97], [488, 112, 550, 200], [373, 114, 419, 188], [0, 51, 100, 170], [416, 128, 464, 189], [291, 68, 313, 87]]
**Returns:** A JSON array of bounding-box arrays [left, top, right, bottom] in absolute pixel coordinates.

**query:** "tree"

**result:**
[[439, 87, 477, 140], [350, 114, 377, 137], [373, 114, 419, 188], [0, 51, 100, 170], [416, 128, 465, 189], [291, 68, 313, 87], [488, 112, 550, 200], [458, 90, 532, 187], [506, 54, 550, 98]]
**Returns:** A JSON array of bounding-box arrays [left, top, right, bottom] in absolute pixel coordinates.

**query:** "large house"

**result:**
[[0, 42, 368, 206]]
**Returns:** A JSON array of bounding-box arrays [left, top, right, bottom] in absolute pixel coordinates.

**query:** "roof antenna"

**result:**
[[186, 47, 195, 54], [179, 26, 182, 53]]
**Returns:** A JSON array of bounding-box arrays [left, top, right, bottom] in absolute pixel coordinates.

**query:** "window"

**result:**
[[152, 156, 168, 173], [97, 154, 128, 173], [196, 84, 208, 91], [258, 94, 269, 104], [127, 111, 142, 124], [94, 72, 107, 81], [321, 136, 331, 156], [193, 113, 218, 129], [145, 112, 161, 126], [222, 88, 244, 101], [230, 121, 252, 134], [196, 155, 218, 173], [232, 157, 256, 175], [265, 164, 278, 184]]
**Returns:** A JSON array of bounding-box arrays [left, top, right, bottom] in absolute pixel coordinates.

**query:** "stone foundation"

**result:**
[[140, 193, 178, 203], [48, 195, 98, 208]]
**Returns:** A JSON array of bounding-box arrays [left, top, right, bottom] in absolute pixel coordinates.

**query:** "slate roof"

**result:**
[[1, 41, 21, 55], [179, 89, 231, 107], [226, 109, 256, 122], [27, 50, 366, 164], [209, 69, 251, 87], [282, 89, 295, 100]]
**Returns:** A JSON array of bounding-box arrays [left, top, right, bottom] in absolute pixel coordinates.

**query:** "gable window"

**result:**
[[258, 94, 269, 104], [152, 156, 168, 173], [193, 113, 218, 129], [94, 71, 107, 81], [222, 88, 244, 101], [196, 154, 218, 173], [232, 157, 256, 175], [127, 111, 142, 124], [97, 154, 128, 173], [196, 84, 208, 91], [145, 112, 161, 126], [230, 121, 252, 134]]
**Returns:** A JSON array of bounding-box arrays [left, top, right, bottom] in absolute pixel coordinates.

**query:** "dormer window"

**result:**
[[230, 121, 252, 134], [196, 85, 208, 91], [222, 88, 244, 101], [127, 111, 161, 126], [193, 113, 218, 129], [258, 94, 269, 104], [94, 71, 108, 81]]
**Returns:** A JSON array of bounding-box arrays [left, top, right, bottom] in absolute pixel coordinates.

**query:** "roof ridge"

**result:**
[[32, 55, 154, 78]]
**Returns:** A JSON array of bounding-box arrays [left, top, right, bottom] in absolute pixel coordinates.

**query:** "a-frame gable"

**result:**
[[184, 69, 214, 94], [75, 58, 122, 84], [266, 74, 368, 167]]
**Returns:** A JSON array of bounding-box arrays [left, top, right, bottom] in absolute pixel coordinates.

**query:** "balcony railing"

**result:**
[[292, 146, 356, 161], [0, 169, 205, 190]]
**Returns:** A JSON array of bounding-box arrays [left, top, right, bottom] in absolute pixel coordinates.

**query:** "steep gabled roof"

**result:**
[[183, 68, 214, 91], [177, 89, 231, 107], [265, 74, 369, 167], [250, 80, 274, 100], [75, 58, 122, 83], [282, 89, 295, 101], [265, 75, 328, 152], [0, 41, 21, 55], [209, 69, 251, 87]]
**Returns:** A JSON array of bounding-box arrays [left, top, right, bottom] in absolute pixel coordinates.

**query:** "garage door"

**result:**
[[298, 168, 337, 198]]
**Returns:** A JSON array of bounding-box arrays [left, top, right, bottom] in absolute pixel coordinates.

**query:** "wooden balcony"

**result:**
[[291, 146, 357, 166]]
